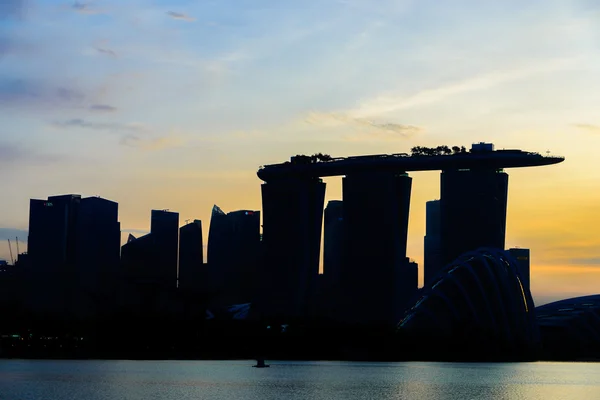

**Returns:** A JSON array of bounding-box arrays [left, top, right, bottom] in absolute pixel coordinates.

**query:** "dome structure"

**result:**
[[536, 295, 600, 360], [397, 248, 540, 361]]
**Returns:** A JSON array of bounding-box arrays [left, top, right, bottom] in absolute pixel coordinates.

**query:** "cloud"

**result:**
[[120, 134, 184, 151], [166, 11, 195, 22], [350, 58, 579, 117], [89, 104, 117, 112], [52, 118, 182, 151], [71, 1, 102, 15], [95, 47, 117, 57], [567, 257, 600, 266], [52, 118, 145, 132], [0, 142, 66, 167], [305, 112, 422, 137], [0, 78, 85, 109], [573, 123, 600, 133]]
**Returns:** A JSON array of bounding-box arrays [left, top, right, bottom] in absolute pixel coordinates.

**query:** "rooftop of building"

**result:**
[[257, 143, 564, 181]]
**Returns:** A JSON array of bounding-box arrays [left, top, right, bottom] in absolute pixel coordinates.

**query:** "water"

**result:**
[[1, 360, 599, 400]]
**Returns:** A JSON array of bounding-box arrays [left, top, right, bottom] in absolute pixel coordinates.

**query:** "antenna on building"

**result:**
[[15, 237, 20, 255]]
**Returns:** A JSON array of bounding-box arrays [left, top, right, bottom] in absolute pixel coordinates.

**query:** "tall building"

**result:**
[[207, 206, 260, 304], [27, 194, 120, 319], [150, 209, 179, 288], [341, 172, 413, 325], [74, 197, 121, 317], [424, 199, 442, 285], [178, 219, 204, 292], [508, 248, 530, 293], [320, 200, 344, 319], [323, 200, 344, 290], [207, 205, 229, 282], [440, 168, 509, 266], [259, 177, 326, 320], [27, 194, 81, 318]]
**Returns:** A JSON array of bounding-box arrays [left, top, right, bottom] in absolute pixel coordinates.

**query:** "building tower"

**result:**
[[207, 206, 260, 304], [150, 209, 179, 288], [75, 196, 121, 318], [341, 172, 413, 325], [424, 199, 442, 285], [179, 219, 203, 292], [440, 167, 509, 266], [323, 200, 344, 288], [258, 177, 326, 320], [28, 194, 120, 319]]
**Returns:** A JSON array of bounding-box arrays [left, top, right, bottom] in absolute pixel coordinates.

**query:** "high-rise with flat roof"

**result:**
[[207, 206, 260, 304], [323, 200, 344, 288], [440, 169, 508, 266], [27, 194, 120, 319], [259, 177, 326, 320], [341, 172, 412, 325], [424, 199, 443, 285], [27, 194, 81, 317], [150, 209, 179, 288], [178, 219, 204, 292]]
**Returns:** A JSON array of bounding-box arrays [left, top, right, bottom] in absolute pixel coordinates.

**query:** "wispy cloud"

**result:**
[[0, 142, 66, 166], [568, 257, 600, 266], [573, 123, 600, 133], [305, 111, 422, 137], [95, 47, 117, 57], [89, 104, 117, 112], [120, 134, 184, 151], [71, 1, 102, 15], [0, 78, 85, 109], [52, 118, 145, 132], [166, 11, 195, 22], [350, 58, 580, 118]]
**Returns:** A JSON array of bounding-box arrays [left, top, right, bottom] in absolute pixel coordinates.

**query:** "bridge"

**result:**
[[254, 143, 565, 325]]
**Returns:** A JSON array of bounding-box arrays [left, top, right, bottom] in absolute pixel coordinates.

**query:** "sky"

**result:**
[[1, 0, 599, 305]]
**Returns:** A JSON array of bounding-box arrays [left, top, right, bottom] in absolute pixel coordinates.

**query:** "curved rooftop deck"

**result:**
[[257, 149, 565, 182]]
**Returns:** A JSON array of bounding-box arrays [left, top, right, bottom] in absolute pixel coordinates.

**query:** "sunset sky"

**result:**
[[1, 0, 599, 305]]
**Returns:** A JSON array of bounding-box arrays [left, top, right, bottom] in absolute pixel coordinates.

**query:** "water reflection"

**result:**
[[1, 360, 599, 400]]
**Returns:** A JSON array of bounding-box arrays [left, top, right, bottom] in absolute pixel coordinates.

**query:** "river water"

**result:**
[[1, 360, 599, 400]]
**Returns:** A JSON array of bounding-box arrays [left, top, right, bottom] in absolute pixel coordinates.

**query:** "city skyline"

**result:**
[[2, 0, 600, 305]]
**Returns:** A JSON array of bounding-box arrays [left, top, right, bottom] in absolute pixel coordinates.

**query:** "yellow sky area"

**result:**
[[532, 265, 600, 306]]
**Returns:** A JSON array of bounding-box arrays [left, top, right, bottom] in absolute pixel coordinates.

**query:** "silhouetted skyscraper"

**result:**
[[323, 200, 344, 290], [440, 168, 508, 266], [150, 209, 179, 288], [508, 248, 530, 293], [27, 194, 120, 319], [27, 194, 81, 317], [320, 200, 344, 319], [424, 199, 442, 285], [341, 172, 413, 325], [179, 219, 203, 291], [74, 196, 121, 318], [207, 206, 260, 304], [259, 177, 326, 320]]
